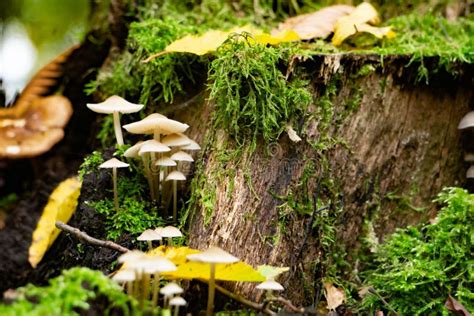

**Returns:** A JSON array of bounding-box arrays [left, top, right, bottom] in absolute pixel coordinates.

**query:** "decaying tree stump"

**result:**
[[170, 55, 472, 304]]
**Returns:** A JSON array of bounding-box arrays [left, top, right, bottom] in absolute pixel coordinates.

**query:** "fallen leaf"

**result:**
[[276, 5, 355, 40], [148, 245, 200, 265], [162, 260, 265, 282], [332, 3, 394, 46], [286, 125, 302, 142], [324, 282, 345, 311], [253, 29, 300, 45], [28, 177, 82, 268], [164, 25, 260, 56], [445, 295, 472, 316], [257, 265, 290, 280]]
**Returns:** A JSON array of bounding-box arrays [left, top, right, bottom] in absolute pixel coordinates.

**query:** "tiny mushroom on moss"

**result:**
[[159, 226, 183, 246], [187, 246, 239, 316], [144, 255, 177, 308], [112, 269, 136, 295], [170, 296, 187, 316], [99, 158, 129, 212], [165, 170, 187, 222], [256, 279, 284, 298], [139, 140, 171, 200], [87, 95, 144, 146], [137, 229, 162, 250]]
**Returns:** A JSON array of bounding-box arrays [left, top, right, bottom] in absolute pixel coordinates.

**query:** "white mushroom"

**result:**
[[99, 158, 129, 212], [137, 229, 162, 250], [170, 296, 187, 316], [87, 95, 144, 146], [165, 171, 187, 222]]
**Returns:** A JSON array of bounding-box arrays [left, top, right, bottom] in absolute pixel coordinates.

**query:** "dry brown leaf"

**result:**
[[445, 295, 472, 316], [324, 282, 346, 311], [275, 5, 355, 40]]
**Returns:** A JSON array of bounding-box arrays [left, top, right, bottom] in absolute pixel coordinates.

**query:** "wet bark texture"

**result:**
[[173, 55, 473, 305]]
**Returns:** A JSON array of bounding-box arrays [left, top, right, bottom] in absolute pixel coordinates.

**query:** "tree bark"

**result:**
[[170, 55, 472, 305]]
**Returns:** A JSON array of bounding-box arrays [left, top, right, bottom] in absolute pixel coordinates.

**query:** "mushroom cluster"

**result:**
[[87, 95, 200, 221], [458, 112, 474, 179]]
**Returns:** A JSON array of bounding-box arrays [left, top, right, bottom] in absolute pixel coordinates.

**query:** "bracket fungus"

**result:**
[[0, 96, 73, 158], [187, 246, 239, 316], [87, 96, 144, 146], [99, 158, 129, 212]]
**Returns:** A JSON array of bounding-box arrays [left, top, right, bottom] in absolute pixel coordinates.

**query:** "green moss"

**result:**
[[209, 36, 311, 150], [0, 267, 138, 316], [78, 151, 104, 180], [0, 193, 17, 210], [360, 187, 474, 315]]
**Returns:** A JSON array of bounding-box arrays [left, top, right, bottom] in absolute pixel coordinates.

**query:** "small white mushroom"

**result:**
[[170, 296, 187, 316], [166, 171, 187, 222], [158, 226, 183, 246], [139, 140, 171, 200], [99, 158, 129, 212], [137, 229, 162, 250], [256, 279, 284, 298], [123, 114, 189, 141], [467, 165, 474, 178], [458, 111, 474, 129], [181, 139, 201, 151], [160, 282, 184, 308], [187, 246, 239, 316], [112, 269, 136, 295], [162, 133, 192, 147], [87, 96, 144, 146]]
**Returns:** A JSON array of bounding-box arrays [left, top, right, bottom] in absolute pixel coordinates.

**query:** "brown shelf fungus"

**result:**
[[187, 246, 239, 316], [0, 95, 73, 158], [87, 96, 144, 146], [99, 158, 129, 212]]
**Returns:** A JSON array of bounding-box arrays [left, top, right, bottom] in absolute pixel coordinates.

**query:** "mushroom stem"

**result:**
[[147, 240, 153, 251], [174, 305, 180, 316], [153, 130, 161, 142], [127, 281, 133, 296], [152, 272, 160, 308], [173, 180, 177, 222], [207, 263, 216, 316], [141, 154, 155, 200], [150, 153, 160, 201], [142, 272, 150, 304], [112, 167, 119, 212], [112, 111, 124, 146]]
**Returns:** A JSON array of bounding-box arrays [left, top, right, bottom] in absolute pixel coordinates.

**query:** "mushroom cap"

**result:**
[[155, 156, 177, 167], [160, 282, 183, 296], [123, 116, 189, 135], [256, 280, 284, 291], [137, 229, 162, 241], [171, 151, 194, 162], [170, 296, 187, 306], [138, 140, 170, 155], [166, 170, 186, 181], [86, 95, 144, 114], [186, 246, 239, 264], [99, 157, 129, 169], [159, 226, 183, 238], [0, 96, 73, 159], [181, 140, 201, 151], [467, 166, 474, 178], [112, 269, 136, 282], [458, 111, 474, 129], [162, 133, 191, 147], [464, 153, 474, 162], [143, 256, 177, 273], [118, 250, 146, 264], [123, 141, 144, 158]]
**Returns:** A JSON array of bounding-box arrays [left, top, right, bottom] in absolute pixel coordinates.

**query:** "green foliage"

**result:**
[[88, 174, 164, 240], [361, 187, 474, 315], [78, 151, 104, 180], [0, 193, 17, 209], [0, 267, 138, 316], [209, 36, 311, 149]]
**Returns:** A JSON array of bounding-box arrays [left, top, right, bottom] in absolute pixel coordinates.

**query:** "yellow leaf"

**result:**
[[162, 261, 265, 282], [324, 282, 346, 311], [275, 5, 355, 40], [332, 2, 394, 46], [28, 177, 82, 268], [165, 25, 261, 56], [253, 30, 300, 45], [148, 246, 200, 265], [257, 265, 289, 280]]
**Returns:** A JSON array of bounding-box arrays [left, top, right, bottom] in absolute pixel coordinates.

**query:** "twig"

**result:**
[[368, 288, 398, 316], [142, 50, 173, 63], [263, 296, 305, 313], [199, 280, 276, 315], [55, 221, 129, 253]]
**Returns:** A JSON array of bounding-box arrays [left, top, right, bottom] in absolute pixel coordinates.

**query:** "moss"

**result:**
[[360, 187, 474, 315], [78, 151, 104, 180], [209, 36, 312, 150], [0, 267, 138, 316], [0, 193, 17, 210]]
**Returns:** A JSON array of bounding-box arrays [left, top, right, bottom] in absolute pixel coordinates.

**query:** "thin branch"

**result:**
[[142, 50, 173, 63], [55, 221, 129, 253]]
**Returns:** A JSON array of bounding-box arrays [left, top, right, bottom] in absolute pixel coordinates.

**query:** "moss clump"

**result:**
[[0, 267, 138, 316], [88, 172, 164, 240], [209, 36, 311, 149], [360, 187, 474, 315], [78, 151, 104, 180]]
